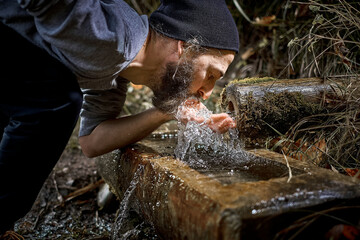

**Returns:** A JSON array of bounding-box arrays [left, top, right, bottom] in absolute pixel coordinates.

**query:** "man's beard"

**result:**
[[152, 61, 195, 114]]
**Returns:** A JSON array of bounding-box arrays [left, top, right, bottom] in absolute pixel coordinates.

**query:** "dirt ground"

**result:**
[[13, 130, 159, 240], [10, 86, 170, 240], [13, 147, 115, 239]]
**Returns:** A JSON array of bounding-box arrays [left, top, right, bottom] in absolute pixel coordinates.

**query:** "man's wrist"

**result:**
[[152, 108, 175, 122]]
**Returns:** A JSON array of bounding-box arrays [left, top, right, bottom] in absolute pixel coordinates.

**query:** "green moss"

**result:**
[[219, 87, 228, 110], [226, 77, 278, 87], [236, 91, 326, 140]]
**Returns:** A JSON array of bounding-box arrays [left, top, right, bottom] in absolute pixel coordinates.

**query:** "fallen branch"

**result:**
[[64, 179, 104, 202]]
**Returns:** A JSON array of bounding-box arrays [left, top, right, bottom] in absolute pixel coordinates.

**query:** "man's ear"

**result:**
[[177, 40, 184, 58]]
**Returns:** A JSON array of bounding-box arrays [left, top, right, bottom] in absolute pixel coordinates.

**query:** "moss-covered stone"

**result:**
[[236, 91, 325, 138], [220, 77, 334, 148], [219, 77, 279, 110]]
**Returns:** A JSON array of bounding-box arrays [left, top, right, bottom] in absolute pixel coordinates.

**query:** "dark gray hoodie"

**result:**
[[0, 0, 149, 136]]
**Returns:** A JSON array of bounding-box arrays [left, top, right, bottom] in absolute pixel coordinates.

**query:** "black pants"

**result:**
[[0, 24, 83, 232]]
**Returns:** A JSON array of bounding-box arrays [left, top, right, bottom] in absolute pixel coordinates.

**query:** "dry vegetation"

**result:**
[[272, 0, 359, 174], [124, 0, 360, 173], [105, 1, 360, 239]]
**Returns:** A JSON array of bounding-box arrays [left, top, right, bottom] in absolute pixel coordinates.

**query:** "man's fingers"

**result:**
[[207, 114, 236, 133], [177, 101, 236, 133]]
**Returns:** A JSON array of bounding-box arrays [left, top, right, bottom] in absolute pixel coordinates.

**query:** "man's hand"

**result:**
[[176, 98, 236, 134]]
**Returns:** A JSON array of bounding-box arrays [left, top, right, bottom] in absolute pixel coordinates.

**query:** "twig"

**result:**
[[282, 150, 293, 183], [288, 217, 317, 240], [311, 34, 360, 46], [64, 178, 104, 202], [52, 174, 64, 204], [232, 0, 253, 24], [1, 231, 25, 240], [32, 208, 45, 230], [275, 206, 360, 239], [295, 206, 360, 226], [130, 0, 143, 14], [278, 37, 314, 78]]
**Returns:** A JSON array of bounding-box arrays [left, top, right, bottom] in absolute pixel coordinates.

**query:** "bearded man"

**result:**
[[0, 0, 239, 235]]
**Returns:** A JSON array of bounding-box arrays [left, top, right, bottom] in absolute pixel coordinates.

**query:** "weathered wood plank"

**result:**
[[96, 139, 360, 240]]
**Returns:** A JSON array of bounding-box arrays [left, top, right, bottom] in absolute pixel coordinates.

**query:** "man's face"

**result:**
[[151, 60, 194, 114], [152, 49, 235, 114]]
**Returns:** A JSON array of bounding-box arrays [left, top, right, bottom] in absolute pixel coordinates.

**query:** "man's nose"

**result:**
[[198, 88, 213, 100]]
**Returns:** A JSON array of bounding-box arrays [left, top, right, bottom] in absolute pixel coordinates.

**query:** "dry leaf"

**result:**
[[131, 83, 144, 90], [331, 165, 339, 173], [325, 224, 360, 240], [241, 48, 255, 60], [345, 168, 360, 179], [255, 15, 276, 25], [271, 138, 326, 163]]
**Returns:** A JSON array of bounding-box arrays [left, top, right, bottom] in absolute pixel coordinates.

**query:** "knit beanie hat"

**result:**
[[149, 0, 239, 53]]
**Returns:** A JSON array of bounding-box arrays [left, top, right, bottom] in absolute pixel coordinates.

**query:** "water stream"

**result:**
[[174, 100, 249, 170], [111, 102, 254, 238], [142, 101, 293, 184], [111, 165, 146, 240]]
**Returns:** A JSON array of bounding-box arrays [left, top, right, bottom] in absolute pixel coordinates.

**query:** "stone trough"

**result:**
[[97, 133, 360, 239]]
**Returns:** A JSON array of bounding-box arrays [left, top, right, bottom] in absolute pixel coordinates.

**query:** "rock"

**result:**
[[97, 183, 115, 210]]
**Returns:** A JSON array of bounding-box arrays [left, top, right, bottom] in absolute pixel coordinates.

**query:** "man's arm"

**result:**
[[79, 108, 173, 158], [15, 0, 148, 88]]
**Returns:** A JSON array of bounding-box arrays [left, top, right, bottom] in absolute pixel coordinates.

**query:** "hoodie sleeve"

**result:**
[[17, 0, 148, 89]]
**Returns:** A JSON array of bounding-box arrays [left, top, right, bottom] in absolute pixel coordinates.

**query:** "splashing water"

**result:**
[[111, 165, 144, 240], [174, 100, 249, 169]]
